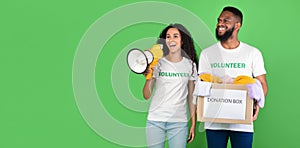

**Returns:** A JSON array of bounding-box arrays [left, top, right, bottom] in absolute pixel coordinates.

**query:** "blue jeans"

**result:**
[[206, 129, 253, 148], [146, 120, 188, 148]]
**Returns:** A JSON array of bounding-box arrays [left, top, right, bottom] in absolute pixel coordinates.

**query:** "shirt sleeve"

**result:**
[[198, 51, 212, 75], [189, 62, 198, 80], [252, 48, 267, 77], [152, 61, 160, 78]]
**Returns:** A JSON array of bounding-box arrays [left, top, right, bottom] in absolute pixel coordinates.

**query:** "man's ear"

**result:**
[[235, 22, 241, 31]]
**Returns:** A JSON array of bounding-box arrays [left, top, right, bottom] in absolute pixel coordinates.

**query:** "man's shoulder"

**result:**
[[239, 42, 263, 56], [240, 42, 259, 50], [202, 42, 219, 52]]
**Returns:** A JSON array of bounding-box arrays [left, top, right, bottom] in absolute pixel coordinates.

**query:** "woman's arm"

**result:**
[[143, 78, 155, 100], [187, 80, 196, 143]]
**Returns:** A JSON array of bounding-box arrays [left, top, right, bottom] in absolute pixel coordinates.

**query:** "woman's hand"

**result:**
[[187, 124, 195, 143]]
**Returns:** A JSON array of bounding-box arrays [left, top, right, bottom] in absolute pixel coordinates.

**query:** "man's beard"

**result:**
[[216, 27, 234, 41]]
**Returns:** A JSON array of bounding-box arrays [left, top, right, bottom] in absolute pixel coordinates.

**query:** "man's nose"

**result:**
[[217, 20, 224, 26]]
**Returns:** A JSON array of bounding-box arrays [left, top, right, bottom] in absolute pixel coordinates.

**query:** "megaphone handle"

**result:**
[[145, 65, 153, 80], [146, 68, 153, 80]]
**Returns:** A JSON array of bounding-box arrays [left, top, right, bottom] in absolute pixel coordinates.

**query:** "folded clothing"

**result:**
[[246, 79, 265, 108], [193, 78, 212, 105]]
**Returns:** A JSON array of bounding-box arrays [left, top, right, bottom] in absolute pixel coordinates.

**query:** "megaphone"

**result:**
[[127, 44, 163, 79]]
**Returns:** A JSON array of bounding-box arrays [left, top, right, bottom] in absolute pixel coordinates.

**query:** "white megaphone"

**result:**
[[127, 44, 163, 79]]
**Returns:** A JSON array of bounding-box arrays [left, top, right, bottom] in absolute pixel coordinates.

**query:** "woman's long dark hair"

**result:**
[[157, 23, 198, 68]]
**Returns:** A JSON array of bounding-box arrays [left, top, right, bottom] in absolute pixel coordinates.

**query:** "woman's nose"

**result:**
[[168, 37, 176, 42]]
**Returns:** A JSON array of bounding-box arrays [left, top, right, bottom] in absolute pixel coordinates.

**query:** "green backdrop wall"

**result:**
[[1, 0, 299, 147]]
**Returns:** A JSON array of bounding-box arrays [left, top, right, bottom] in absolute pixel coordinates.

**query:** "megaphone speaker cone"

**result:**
[[126, 48, 148, 74], [144, 50, 154, 64]]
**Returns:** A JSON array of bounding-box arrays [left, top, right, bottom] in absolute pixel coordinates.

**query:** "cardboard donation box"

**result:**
[[197, 84, 253, 124]]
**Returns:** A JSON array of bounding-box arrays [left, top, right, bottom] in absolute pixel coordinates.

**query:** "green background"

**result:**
[[1, 0, 299, 147]]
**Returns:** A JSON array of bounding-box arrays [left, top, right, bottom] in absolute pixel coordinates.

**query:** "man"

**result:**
[[198, 6, 268, 148]]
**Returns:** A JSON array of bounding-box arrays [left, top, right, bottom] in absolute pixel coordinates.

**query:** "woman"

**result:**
[[143, 23, 198, 148]]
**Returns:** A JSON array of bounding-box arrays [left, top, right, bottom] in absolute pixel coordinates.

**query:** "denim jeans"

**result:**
[[206, 129, 253, 148], [146, 120, 188, 148]]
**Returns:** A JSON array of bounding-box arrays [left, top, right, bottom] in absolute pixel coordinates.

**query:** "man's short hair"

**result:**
[[223, 6, 243, 25]]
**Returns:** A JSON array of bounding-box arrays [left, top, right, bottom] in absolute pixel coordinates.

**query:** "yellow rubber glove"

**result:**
[[233, 75, 256, 84], [199, 73, 222, 83]]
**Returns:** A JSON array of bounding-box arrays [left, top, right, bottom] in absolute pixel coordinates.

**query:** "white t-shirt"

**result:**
[[198, 42, 266, 132], [147, 57, 197, 122]]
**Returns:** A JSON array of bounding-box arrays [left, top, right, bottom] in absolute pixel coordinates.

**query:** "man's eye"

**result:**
[[224, 19, 230, 23]]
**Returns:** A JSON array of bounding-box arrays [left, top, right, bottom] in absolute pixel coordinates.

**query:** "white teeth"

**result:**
[[219, 27, 225, 31], [169, 43, 176, 47]]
